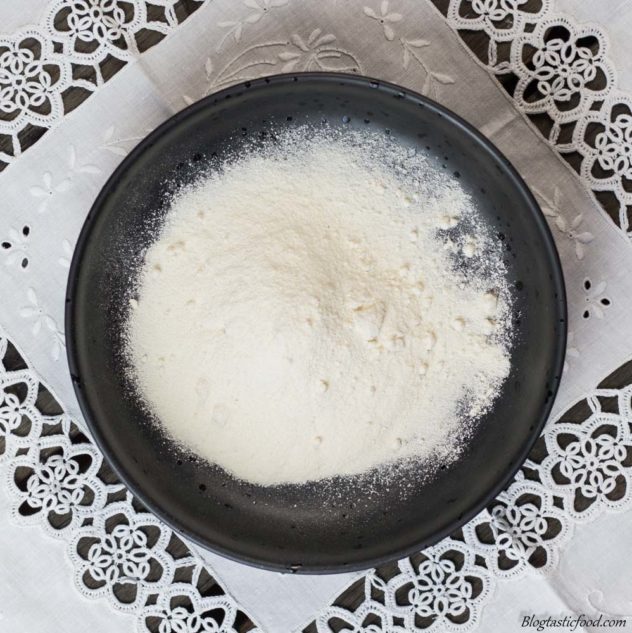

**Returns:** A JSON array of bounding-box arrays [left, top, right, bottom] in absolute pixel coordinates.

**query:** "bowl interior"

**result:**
[[67, 73, 566, 573]]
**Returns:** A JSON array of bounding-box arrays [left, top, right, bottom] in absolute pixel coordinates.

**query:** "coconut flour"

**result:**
[[125, 127, 512, 486]]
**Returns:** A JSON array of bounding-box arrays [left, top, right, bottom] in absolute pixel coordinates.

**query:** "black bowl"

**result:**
[[66, 73, 566, 573]]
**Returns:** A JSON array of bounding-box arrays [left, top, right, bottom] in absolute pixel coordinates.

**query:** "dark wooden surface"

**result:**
[[3, 2, 628, 630]]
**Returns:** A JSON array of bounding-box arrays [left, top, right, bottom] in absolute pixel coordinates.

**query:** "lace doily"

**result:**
[[0, 331, 261, 632], [436, 0, 632, 240], [0, 0, 208, 169], [1, 0, 632, 631]]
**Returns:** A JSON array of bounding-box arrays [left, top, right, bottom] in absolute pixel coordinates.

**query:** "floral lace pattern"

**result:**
[[306, 370, 632, 631], [0, 332, 260, 632], [314, 542, 492, 633], [439, 1, 632, 239], [0, 30, 71, 149], [0, 0, 207, 168], [142, 583, 249, 633]]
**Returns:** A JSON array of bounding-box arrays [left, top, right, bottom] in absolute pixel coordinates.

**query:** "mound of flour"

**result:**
[[125, 127, 512, 486]]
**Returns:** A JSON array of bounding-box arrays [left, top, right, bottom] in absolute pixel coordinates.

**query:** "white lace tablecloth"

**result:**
[[1, 1, 632, 632]]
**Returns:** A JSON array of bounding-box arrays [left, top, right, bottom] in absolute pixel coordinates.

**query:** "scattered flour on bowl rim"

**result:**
[[124, 126, 513, 487]]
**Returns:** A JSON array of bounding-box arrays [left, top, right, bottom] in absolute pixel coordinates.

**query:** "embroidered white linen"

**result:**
[[1, 0, 632, 632]]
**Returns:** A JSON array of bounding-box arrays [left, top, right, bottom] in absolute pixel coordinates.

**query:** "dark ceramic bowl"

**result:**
[[66, 73, 566, 573]]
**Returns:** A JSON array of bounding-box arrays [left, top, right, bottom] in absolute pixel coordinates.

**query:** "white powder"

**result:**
[[125, 127, 512, 486]]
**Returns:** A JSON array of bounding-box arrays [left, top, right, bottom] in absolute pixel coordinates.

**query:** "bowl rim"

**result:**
[[65, 71, 567, 574]]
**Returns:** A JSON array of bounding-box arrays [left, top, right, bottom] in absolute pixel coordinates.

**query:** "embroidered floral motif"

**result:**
[[1, 225, 31, 270], [19, 288, 65, 360], [216, 0, 288, 51], [207, 33, 362, 91], [581, 279, 610, 320], [362, 2, 454, 97], [363, 2, 403, 41]]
